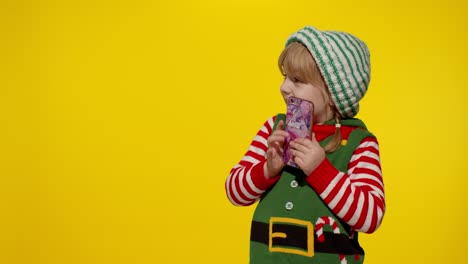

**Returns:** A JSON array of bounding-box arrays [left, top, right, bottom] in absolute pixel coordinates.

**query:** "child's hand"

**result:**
[[264, 120, 288, 179], [289, 134, 325, 175]]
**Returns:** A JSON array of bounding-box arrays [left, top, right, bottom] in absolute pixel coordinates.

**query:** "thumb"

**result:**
[[310, 132, 318, 142], [277, 119, 285, 130]]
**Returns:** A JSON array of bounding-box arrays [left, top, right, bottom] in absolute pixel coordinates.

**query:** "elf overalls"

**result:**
[[250, 114, 374, 264]]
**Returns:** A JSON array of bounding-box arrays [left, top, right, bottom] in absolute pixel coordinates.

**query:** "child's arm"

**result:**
[[225, 116, 281, 206], [306, 137, 385, 234]]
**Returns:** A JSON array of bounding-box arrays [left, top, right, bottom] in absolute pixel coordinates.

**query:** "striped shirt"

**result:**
[[225, 115, 385, 234]]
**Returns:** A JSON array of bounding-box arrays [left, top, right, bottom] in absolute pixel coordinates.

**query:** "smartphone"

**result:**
[[283, 96, 314, 168]]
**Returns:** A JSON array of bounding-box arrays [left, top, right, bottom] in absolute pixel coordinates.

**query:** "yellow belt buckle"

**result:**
[[268, 217, 314, 257]]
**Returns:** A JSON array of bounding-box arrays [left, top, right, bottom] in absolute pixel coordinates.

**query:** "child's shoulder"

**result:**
[[342, 118, 377, 144]]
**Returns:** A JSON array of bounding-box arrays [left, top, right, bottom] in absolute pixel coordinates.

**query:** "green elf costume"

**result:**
[[225, 26, 385, 264]]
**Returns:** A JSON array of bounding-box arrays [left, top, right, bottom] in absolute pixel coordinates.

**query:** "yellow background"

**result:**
[[1, 0, 467, 263]]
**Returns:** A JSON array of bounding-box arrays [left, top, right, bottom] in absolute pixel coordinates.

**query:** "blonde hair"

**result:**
[[278, 42, 342, 153]]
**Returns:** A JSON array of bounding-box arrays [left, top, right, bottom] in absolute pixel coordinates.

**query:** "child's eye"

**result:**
[[282, 74, 302, 83], [292, 77, 302, 83]]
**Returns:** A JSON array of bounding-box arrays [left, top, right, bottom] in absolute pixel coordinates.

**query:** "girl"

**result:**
[[225, 26, 385, 264]]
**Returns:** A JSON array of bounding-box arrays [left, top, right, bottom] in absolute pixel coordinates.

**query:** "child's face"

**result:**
[[280, 76, 333, 123]]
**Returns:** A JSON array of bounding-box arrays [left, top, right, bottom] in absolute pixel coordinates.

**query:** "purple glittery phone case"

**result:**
[[283, 96, 314, 168]]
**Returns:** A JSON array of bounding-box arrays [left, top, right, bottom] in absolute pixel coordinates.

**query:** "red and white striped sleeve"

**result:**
[[225, 116, 280, 206], [306, 137, 385, 233]]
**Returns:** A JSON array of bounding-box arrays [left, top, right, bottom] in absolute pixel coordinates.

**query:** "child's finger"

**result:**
[[277, 120, 285, 130], [290, 141, 306, 153], [293, 137, 314, 148], [268, 136, 283, 148], [274, 131, 290, 139], [266, 148, 271, 159], [311, 133, 318, 142], [268, 133, 289, 147]]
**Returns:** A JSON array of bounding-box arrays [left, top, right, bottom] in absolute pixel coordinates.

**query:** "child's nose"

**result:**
[[280, 79, 293, 94]]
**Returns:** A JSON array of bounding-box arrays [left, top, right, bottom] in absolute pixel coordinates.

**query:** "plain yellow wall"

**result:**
[[1, 0, 467, 263]]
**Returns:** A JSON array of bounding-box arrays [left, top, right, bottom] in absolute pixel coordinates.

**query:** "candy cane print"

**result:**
[[315, 216, 340, 242], [315, 216, 347, 264]]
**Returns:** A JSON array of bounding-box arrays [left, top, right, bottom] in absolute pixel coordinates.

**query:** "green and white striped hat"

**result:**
[[286, 26, 371, 118]]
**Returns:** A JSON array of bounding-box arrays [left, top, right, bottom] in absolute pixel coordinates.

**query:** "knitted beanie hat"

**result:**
[[286, 26, 371, 118]]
